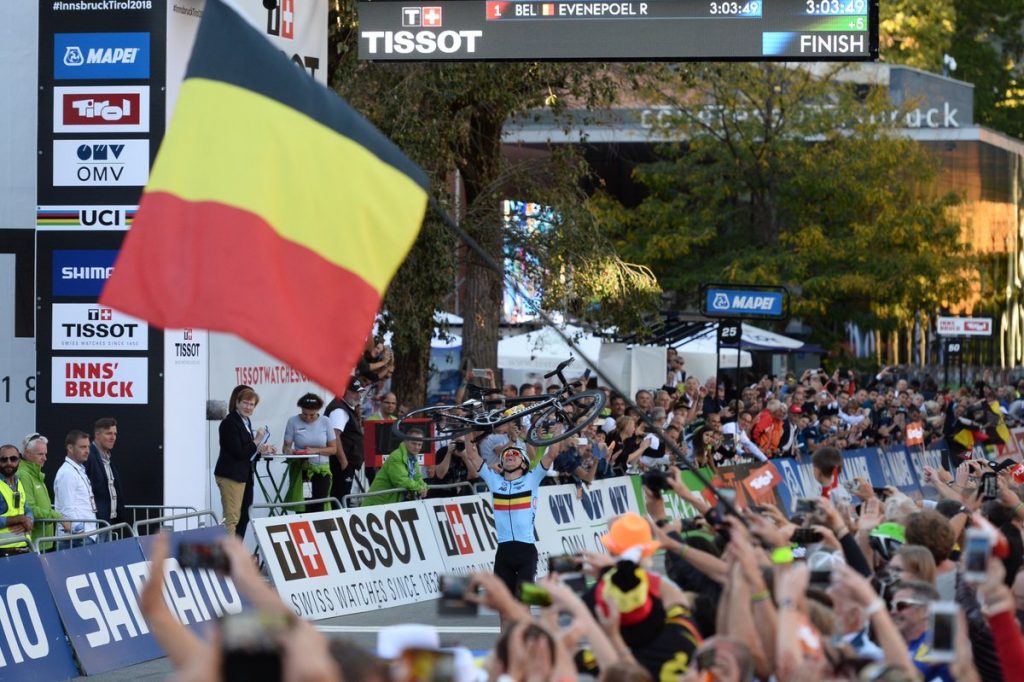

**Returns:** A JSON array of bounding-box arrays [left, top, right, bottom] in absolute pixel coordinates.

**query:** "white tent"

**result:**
[[672, 330, 752, 385], [497, 325, 601, 372]]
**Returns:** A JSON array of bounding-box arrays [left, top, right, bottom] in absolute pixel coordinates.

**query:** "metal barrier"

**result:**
[[125, 505, 200, 532], [341, 488, 408, 508], [249, 497, 343, 518], [425, 481, 476, 496], [473, 482, 489, 494], [132, 509, 219, 537], [33, 522, 134, 552], [36, 517, 112, 530], [0, 533, 35, 553]]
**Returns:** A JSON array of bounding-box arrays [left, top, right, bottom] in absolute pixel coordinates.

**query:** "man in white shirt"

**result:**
[[54, 430, 98, 545]]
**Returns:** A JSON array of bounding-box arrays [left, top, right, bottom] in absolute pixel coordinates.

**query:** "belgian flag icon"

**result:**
[[542, 3, 556, 16]]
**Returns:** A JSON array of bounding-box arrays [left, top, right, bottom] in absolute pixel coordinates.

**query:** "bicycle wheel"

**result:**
[[392, 405, 477, 442], [525, 390, 607, 446]]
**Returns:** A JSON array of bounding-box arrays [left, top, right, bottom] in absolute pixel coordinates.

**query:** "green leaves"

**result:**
[[593, 63, 974, 342]]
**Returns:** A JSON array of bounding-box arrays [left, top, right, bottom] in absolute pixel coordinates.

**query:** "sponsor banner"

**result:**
[[51, 356, 148, 404], [629, 469, 713, 521], [1003, 428, 1024, 462], [51, 303, 149, 351], [877, 445, 922, 499], [906, 447, 948, 499], [52, 139, 150, 187], [53, 85, 150, 133], [168, 327, 203, 366], [37, 205, 137, 229], [54, 31, 150, 80], [52, 248, 118, 297], [136, 527, 246, 637], [534, 477, 637, 566], [253, 502, 445, 620], [39, 537, 162, 675], [422, 495, 498, 575], [936, 316, 993, 337], [0, 552, 79, 680]]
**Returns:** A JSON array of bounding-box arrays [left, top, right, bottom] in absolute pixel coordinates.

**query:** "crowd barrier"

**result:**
[[0, 521, 244, 679]]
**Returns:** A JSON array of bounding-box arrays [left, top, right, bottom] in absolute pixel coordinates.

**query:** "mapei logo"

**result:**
[[402, 6, 442, 26], [54, 86, 150, 133], [54, 32, 150, 80], [52, 140, 150, 187], [266, 0, 296, 40]]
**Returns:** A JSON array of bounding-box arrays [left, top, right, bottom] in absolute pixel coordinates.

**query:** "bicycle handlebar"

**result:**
[[544, 357, 574, 379]]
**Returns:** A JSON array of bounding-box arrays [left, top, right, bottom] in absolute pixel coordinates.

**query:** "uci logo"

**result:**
[[63, 46, 85, 66]]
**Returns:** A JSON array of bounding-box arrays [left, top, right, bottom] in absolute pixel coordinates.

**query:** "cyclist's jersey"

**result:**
[[477, 463, 548, 544]]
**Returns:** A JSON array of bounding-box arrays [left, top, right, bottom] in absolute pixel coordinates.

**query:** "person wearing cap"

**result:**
[[462, 423, 561, 599], [360, 429, 428, 507], [324, 376, 366, 503], [582, 517, 703, 680]]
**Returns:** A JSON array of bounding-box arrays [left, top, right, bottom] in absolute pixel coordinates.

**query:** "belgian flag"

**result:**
[[101, 0, 428, 395]]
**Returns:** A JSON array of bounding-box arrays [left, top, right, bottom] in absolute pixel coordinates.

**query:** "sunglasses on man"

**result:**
[[891, 599, 927, 612]]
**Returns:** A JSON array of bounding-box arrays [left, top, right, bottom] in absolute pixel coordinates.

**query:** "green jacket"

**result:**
[[17, 460, 59, 550], [361, 443, 427, 507]]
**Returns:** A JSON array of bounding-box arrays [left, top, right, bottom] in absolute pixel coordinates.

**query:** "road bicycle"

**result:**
[[392, 358, 607, 446]]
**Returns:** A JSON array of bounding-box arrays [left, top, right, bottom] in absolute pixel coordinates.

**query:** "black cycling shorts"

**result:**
[[493, 541, 538, 598]]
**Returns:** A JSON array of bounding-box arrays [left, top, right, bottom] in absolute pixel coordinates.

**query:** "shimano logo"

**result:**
[[61, 266, 114, 280], [361, 30, 482, 54]]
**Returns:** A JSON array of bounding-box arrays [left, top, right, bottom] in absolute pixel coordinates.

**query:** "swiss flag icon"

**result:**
[[422, 6, 442, 26]]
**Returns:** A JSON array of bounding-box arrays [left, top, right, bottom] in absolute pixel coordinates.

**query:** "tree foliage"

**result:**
[[593, 63, 973, 346], [878, 0, 956, 71], [328, 4, 659, 403]]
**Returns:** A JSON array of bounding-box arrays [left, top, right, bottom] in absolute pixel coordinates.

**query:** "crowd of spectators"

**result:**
[[0, 418, 127, 555]]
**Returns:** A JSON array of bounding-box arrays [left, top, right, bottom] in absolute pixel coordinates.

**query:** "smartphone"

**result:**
[[843, 480, 859, 494], [809, 569, 832, 590], [576, 437, 589, 446], [177, 542, 231, 574], [397, 648, 456, 682], [981, 472, 999, 501], [548, 555, 586, 594], [221, 610, 290, 682], [519, 582, 553, 607], [471, 369, 488, 379], [963, 528, 992, 583], [791, 528, 823, 545], [437, 575, 477, 616], [871, 487, 890, 499], [696, 647, 716, 671], [795, 498, 819, 514], [992, 458, 1018, 472], [925, 601, 957, 663], [548, 554, 582, 574]]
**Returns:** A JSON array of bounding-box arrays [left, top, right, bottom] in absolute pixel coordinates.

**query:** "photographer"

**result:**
[[424, 435, 479, 498]]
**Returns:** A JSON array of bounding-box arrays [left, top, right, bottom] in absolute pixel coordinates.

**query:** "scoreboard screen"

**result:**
[[357, 0, 879, 61]]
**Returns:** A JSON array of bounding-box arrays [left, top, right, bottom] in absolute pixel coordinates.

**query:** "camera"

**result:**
[[437, 575, 477, 616], [809, 568, 832, 590], [795, 498, 819, 515], [221, 610, 291, 682], [548, 554, 586, 594], [177, 542, 230, 574]]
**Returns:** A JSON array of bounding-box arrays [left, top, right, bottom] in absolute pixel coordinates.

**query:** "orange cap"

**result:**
[[600, 512, 661, 558]]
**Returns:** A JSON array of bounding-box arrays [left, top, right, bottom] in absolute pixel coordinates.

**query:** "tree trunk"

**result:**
[[458, 109, 506, 375]]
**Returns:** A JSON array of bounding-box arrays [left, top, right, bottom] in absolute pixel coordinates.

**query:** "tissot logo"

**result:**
[[52, 304, 148, 351], [87, 308, 113, 321], [361, 30, 482, 55], [401, 6, 442, 27], [267, 0, 296, 39], [431, 501, 496, 557]]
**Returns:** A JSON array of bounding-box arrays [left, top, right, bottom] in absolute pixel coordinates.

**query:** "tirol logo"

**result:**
[[266, 0, 296, 39], [432, 501, 495, 557], [54, 86, 149, 133], [54, 32, 150, 80], [52, 140, 150, 187]]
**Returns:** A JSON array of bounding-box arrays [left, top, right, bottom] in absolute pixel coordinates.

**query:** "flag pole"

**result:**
[[428, 197, 744, 522]]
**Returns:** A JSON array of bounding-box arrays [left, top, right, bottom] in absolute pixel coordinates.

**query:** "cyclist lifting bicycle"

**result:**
[[460, 416, 563, 604]]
